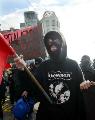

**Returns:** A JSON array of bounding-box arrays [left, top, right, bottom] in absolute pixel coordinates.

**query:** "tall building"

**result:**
[[20, 23, 25, 29], [24, 11, 38, 27], [41, 11, 60, 36]]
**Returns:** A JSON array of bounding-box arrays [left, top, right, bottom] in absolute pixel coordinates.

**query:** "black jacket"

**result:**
[[80, 64, 95, 120], [17, 58, 86, 120]]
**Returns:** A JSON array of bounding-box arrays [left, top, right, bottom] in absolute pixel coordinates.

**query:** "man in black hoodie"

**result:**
[[14, 31, 86, 120], [80, 55, 95, 120]]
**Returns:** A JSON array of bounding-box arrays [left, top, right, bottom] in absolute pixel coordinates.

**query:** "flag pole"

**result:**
[[15, 54, 53, 104], [24, 65, 53, 104]]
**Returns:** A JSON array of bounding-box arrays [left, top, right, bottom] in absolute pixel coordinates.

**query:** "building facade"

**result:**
[[20, 23, 25, 29], [24, 11, 38, 27], [41, 11, 60, 36]]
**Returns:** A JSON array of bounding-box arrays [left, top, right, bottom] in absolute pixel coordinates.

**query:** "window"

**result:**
[[52, 20, 55, 26], [46, 20, 49, 26], [57, 21, 60, 28], [52, 28, 55, 30], [47, 29, 50, 32]]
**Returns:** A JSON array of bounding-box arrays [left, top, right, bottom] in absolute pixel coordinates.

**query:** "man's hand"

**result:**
[[14, 56, 26, 70], [80, 80, 91, 90]]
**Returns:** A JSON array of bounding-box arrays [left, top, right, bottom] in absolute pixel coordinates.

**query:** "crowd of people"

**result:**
[[0, 31, 95, 120]]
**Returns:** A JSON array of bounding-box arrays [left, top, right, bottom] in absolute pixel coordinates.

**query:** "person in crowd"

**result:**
[[29, 62, 36, 74], [80, 55, 95, 120], [0, 79, 6, 120], [80, 55, 94, 80], [35, 57, 43, 68], [0, 104, 3, 120], [80, 55, 95, 90], [0, 75, 6, 104], [92, 58, 95, 69], [14, 31, 86, 120], [7, 68, 15, 105], [13, 56, 35, 120]]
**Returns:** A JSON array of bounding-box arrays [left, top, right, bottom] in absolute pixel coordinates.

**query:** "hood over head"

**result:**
[[80, 55, 91, 66], [80, 55, 92, 71], [44, 31, 67, 63]]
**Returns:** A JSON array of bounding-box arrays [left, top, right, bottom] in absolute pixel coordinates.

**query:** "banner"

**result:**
[[2, 24, 46, 60], [3, 26, 33, 43]]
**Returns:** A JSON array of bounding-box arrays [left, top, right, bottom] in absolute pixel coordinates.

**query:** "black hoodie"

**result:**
[[34, 31, 86, 120], [17, 31, 86, 120]]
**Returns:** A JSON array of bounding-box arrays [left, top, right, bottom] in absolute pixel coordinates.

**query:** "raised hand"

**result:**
[[14, 55, 26, 70]]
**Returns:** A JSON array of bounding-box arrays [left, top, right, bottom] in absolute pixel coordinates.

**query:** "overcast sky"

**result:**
[[0, 0, 95, 63]]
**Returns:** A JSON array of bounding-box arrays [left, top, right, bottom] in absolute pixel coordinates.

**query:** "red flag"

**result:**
[[0, 33, 15, 84]]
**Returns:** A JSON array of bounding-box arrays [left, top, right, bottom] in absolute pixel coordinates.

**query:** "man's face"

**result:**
[[46, 38, 62, 58], [44, 31, 67, 61]]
